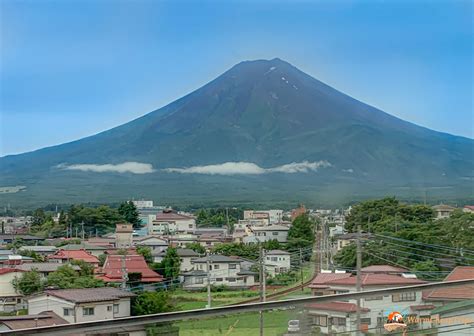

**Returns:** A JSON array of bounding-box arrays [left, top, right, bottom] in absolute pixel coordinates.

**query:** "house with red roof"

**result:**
[[96, 254, 163, 285], [423, 266, 474, 304], [48, 249, 100, 267], [305, 269, 429, 334], [0, 268, 26, 313], [463, 205, 474, 213]]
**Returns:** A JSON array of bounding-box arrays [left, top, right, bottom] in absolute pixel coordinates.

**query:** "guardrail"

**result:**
[[2, 279, 473, 335]]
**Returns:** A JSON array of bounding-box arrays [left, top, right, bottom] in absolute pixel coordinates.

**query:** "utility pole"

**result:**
[[259, 245, 265, 336], [121, 253, 128, 290], [300, 248, 304, 291], [206, 252, 212, 308], [355, 225, 362, 336], [81, 222, 85, 241]]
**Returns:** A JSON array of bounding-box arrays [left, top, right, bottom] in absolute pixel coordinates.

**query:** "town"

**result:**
[[0, 198, 472, 335]]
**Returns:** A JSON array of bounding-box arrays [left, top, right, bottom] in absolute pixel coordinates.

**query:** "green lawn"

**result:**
[[176, 309, 299, 336], [171, 289, 260, 311]]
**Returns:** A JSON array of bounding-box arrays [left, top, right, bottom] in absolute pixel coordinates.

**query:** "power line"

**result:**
[[373, 234, 474, 255]]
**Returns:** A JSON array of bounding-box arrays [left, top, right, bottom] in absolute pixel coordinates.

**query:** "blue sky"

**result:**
[[1, 0, 472, 156]]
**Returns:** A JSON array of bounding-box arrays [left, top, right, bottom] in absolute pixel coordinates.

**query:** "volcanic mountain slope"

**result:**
[[1, 58, 472, 206]]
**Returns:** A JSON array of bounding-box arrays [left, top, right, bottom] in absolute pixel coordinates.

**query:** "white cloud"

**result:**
[[163, 161, 331, 175], [57, 162, 155, 174], [342, 168, 354, 173]]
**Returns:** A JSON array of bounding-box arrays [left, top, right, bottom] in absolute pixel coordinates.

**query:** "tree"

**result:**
[[288, 214, 315, 242], [71, 259, 95, 276], [155, 248, 180, 279], [185, 242, 206, 254], [136, 246, 153, 264], [47, 265, 104, 289], [98, 254, 107, 267], [212, 243, 259, 260], [132, 292, 175, 315], [118, 201, 141, 228], [13, 270, 44, 295]]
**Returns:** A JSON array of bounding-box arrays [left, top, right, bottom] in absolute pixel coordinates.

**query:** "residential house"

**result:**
[[0, 311, 68, 332], [306, 271, 428, 335], [0, 234, 43, 245], [148, 210, 196, 235], [423, 266, 474, 304], [0, 268, 26, 312], [182, 255, 256, 290], [19, 245, 58, 257], [463, 205, 474, 213], [61, 243, 108, 257], [97, 254, 163, 285], [15, 262, 81, 279], [48, 249, 100, 267], [115, 223, 133, 248], [152, 248, 200, 272], [133, 235, 168, 253], [432, 204, 456, 220], [308, 272, 352, 296], [168, 234, 198, 248], [265, 250, 291, 276], [243, 225, 289, 243], [27, 288, 136, 323], [243, 211, 270, 225], [86, 237, 115, 248], [0, 254, 34, 267], [306, 301, 371, 335], [235, 219, 267, 231]]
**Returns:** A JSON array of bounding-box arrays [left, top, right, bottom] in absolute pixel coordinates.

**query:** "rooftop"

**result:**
[[0, 268, 26, 275], [0, 311, 68, 330], [308, 272, 352, 288], [306, 301, 370, 313], [16, 262, 81, 272], [361, 265, 409, 273], [48, 249, 100, 264], [193, 255, 242, 263], [155, 211, 194, 221], [98, 254, 163, 283], [328, 273, 426, 286], [40, 287, 135, 303], [423, 266, 474, 301], [266, 250, 290, 255], [250, 225, 289, 231]]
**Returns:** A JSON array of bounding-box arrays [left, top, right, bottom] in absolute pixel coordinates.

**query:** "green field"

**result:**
[[176, 309, 299, 336]]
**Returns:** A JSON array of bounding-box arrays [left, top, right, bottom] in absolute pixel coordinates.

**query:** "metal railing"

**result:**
[[2, 278, 473, 335]]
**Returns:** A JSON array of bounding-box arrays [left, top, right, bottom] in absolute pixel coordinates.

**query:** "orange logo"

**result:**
[[384, 311, 408, 334]]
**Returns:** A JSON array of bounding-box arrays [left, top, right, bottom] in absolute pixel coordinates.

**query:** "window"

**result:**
[[227, 277, 236, 282], [392, 292, 416, 302], [83, 307, 94, 316], [365, 295, 383, 301], [214, 264, 220, 270], [229, 264, 237, 269], [107, 306, 112, 312], [272, 232, 278, 235], [195, 278, 204, 284], [216, 278, 223, 282], [63, 308, 73, 316], [270, 257, 278, 262], [361, 318, 371, 325], [332, 317, 346, 326], [189, 224, 193, 228], [113, 304, 119, 314], [313, 315, 327, 327]]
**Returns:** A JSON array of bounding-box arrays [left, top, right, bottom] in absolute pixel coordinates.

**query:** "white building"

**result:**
[[306, 270, 428, 335], [148, 210, 196, 235], [0, 268, 26, 312], [265, 250, 291, 276], [28, 288, 135, 324], [133, 235, 168, 253], [183, 255, 257, 290], [243, 210, 283, 225], [132, 200, 154, 208], [243, 225, 289, 243]]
